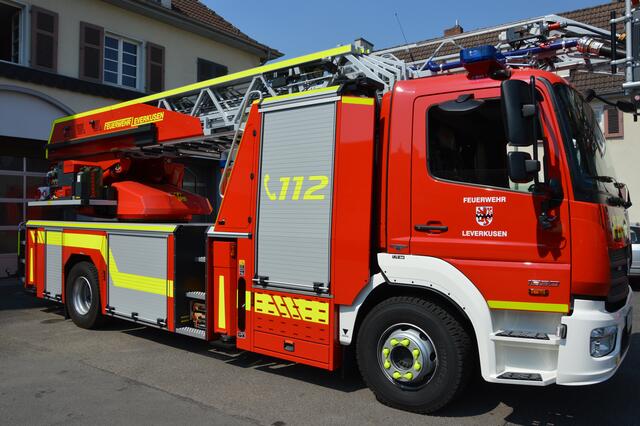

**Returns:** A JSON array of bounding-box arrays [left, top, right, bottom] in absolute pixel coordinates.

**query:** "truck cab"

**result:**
[[367, 68, 633, 391]]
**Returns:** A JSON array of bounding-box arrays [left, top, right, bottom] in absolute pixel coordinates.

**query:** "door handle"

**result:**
[[415, 224, 448, 233]]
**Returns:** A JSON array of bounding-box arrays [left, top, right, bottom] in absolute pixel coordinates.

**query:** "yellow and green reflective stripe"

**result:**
[[27, 220, 176, 233], [108, 250, 168, 296], [40, 231, 171, 296], [218, 275, 226, 329], [46, 231, 62, 245], [341, 96, 374, 106], [258, 85, 340, 105], [487, 300, 569, 313]]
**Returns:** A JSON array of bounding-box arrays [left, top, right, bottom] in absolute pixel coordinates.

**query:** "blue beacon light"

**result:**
[[459, 45, 506, 78]]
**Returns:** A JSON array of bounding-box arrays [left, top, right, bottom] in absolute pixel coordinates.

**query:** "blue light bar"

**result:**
[[421, 39, 580, 73], [459, 45, 506, 77], [460, 45, 504, 65]]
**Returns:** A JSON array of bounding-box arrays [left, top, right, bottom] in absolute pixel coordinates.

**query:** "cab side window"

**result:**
[[427, 98, 544, 192]]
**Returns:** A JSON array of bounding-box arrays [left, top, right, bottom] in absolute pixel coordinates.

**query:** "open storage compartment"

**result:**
[[173, 224, 209, 339]]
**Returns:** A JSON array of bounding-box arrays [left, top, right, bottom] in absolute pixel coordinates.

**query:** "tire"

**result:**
[[66, 261, 104, 329], [356, 296, 473, 413]]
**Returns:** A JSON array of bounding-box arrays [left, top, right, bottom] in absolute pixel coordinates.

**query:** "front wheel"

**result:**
[[66, 261, 104, 329], [356, 296, 473, 413]]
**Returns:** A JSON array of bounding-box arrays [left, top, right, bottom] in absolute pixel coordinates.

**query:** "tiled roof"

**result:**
[[382, 1, 626, 95], [561, 1, 625, 93], [139, 0, 282, 59], [561, 1, 625, 31]]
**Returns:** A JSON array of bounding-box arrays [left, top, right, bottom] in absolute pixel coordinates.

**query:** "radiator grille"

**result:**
[[606, 247, 630, 312]]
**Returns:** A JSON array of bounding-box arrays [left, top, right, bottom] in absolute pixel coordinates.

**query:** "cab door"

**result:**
[[410, 86, 571, 312]]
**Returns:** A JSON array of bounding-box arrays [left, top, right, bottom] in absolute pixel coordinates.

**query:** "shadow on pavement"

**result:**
[[0, 278, 50, 311], [438, 333, 640, 424], [3, 277, 639, 423]]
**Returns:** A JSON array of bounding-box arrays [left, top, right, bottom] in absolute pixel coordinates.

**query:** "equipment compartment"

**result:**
[[173, 225, 209, 335]]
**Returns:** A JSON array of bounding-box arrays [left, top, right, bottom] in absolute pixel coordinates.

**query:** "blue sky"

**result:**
[[204, 0, 605, 59]]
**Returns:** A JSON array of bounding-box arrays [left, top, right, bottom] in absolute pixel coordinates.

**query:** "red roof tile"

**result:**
[[137, 0, 282, 59], [382, 1, 627, 94]]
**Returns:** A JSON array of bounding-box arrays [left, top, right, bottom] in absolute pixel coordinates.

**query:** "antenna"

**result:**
[[395, 12, 417, 63]]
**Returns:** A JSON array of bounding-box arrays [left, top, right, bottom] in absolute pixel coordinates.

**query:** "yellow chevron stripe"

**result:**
[[253, 292, 329, 324], [283, 297, 301, 320], [272, 295, 291, 318]]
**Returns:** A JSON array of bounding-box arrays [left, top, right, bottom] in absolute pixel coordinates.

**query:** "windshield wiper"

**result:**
[[589, 175, 633, 208], [591, 175, 615, 183], [591, 175, 628, 190], [607, 195, 633, 209]]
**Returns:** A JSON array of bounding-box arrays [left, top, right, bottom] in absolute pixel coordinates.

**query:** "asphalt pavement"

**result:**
[[1, 278, 638, 426]]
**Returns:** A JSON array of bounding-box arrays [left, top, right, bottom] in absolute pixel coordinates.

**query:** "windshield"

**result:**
[[554, 84, 618, 202]]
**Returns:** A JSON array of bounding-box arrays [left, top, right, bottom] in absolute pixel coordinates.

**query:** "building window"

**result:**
[[30, 6, 58, 71], [0, 156, 48, 276], [80, 22, 103, 82], [146, 42, 165, 93], [0, 2, 22, 64], [604, 105, 624, 138], [197, 58, 228, 82], [104, 35, 139, 89]]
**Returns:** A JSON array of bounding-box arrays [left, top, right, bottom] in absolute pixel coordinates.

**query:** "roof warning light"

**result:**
[[460, 45, 506, 79]]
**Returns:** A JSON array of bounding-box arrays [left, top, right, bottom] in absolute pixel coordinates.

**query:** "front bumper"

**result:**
[[556, 289, 633, 385]]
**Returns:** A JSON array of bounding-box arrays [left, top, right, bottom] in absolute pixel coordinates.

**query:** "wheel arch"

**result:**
[[350, 282, 476, 349], [339, 254, 496, 380], [63, 254, 94, 302]]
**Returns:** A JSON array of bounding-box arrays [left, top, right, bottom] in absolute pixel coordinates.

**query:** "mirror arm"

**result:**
[[529, 76, 540, 186], [535, 178, 563, 230]]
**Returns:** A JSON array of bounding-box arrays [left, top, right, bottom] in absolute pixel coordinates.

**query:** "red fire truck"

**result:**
[[20, 17, 635, 413]]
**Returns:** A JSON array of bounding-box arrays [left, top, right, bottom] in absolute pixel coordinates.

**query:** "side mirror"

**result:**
[[616, 100, 637, 114], [508, 151, 540, 184], [501, 79, 536, 147]]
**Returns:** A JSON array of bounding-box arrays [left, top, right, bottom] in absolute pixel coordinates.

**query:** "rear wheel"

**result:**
[[66, 261, 104, 329], [356, 296, 473, 413]]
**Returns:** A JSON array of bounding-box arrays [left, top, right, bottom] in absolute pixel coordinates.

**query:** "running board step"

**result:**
[[175, 326, 207, 340], [490, 331, 560, 346], [497, 372, 543, 381], [496, 330, 549, 340], [185, 291, 206, 301]]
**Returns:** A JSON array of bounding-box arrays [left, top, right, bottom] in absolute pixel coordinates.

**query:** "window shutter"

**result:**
[[146, 43, 165, 93], [79, 22, 104, 82], [197, 58, 228, 82], [30, 6, 58, 71], [604, 106, 624, 138]]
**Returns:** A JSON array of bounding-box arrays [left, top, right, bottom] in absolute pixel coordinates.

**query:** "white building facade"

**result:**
[[0, 0, 280, 276]]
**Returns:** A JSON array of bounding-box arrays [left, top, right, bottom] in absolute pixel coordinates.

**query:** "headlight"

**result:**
[[590, 325, 618, 358]]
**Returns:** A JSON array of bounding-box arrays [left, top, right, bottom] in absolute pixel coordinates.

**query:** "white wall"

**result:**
[[26, 0, 262, 91], [605, 114, 640, 225], [593, 102, 640, 224]]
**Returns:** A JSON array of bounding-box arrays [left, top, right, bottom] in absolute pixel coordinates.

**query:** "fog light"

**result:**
[[590, 326, 618, 358]]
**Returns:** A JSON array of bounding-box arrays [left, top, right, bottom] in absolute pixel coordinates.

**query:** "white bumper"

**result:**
[[556, 290, 633, 385]]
